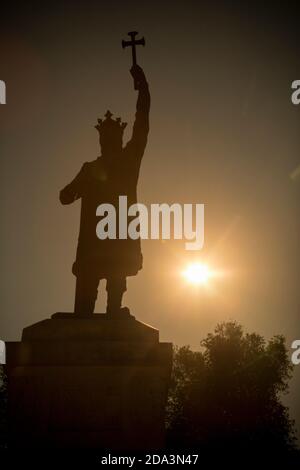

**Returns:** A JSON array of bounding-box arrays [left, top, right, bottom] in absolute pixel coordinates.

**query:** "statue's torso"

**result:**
[[73, 148, 143, 278]]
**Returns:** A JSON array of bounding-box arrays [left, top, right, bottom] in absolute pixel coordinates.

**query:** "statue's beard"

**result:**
[[101, 147, 123, 164], [100, 141, 122, 156]]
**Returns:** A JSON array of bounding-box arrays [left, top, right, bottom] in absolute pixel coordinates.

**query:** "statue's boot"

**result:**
[[106, 277, 127, 315], [74, 274, 98, 315]]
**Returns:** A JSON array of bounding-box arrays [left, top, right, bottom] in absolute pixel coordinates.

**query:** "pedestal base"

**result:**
[[6, 313, 172, 449]]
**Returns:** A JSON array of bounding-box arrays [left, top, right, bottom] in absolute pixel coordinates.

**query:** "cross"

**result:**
[[122, 31, 145, 67]]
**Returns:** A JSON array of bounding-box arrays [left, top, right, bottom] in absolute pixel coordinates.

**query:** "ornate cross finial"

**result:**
[[122, 31, 145, 67]]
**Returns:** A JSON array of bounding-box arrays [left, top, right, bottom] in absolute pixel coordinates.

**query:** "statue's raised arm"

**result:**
[[125, 65, 150, 156]]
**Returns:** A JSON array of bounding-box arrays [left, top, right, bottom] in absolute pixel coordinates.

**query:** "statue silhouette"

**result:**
[[60, 65, 150, 315]]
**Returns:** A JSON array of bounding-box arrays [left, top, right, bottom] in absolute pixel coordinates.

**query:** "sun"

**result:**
[[182, 262, 212, 285]]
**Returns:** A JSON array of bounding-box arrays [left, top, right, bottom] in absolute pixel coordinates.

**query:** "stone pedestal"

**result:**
[[6, 312, 172, 449]]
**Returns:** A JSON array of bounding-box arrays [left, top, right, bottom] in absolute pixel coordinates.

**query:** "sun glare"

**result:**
[[183, 262, 212, 285]]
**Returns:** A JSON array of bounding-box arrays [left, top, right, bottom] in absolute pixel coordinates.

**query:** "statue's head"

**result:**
[[95, 110, 127, 157]]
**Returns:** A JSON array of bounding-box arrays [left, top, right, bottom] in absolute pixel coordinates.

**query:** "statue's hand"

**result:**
[[130, 65, 147, 89], [60, 187, 76, 205]]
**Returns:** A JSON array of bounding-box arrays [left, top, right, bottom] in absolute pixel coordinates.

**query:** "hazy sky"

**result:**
[[1, 0, 300, 436]]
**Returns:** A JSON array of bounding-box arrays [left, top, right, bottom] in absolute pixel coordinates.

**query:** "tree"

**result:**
[[166, 322, 297, 458]]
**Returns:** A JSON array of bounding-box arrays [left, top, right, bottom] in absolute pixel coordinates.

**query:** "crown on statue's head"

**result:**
[[95, 110, 127, 140]]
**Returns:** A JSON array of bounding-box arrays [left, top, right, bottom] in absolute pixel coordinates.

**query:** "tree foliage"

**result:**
[[166, 321, 296, 457]]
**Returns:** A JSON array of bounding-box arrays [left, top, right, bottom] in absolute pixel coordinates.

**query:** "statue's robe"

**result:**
[[60, 83, 150, 279]]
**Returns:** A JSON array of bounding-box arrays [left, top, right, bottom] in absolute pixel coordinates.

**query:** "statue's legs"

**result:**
[[74, 273, 99, 315], [106, 277, 127, 313], [74, 274, 127, 315]]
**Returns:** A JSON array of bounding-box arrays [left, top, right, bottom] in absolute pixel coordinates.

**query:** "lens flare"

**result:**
[[183, 262, 212, 285]]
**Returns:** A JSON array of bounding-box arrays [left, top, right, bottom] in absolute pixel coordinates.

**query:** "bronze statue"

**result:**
[[60, 34, 150, 316]]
